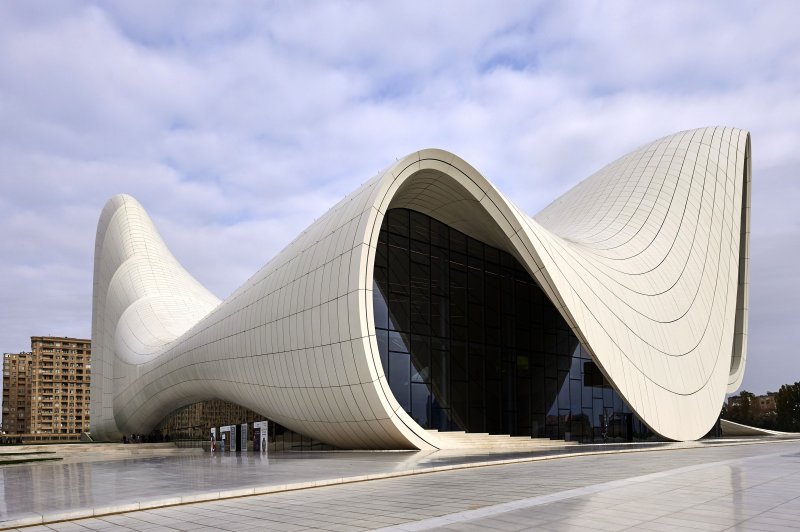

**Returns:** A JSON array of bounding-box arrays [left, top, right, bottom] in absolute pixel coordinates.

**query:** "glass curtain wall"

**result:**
[[373, 208, 652, 442]]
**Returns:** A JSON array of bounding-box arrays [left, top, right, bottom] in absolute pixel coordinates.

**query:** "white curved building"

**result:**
[[90, 127, 751, 448]]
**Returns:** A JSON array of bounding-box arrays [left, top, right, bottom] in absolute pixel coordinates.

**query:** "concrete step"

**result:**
[[427, 429, 577, 450], [1, 442, 204, 466]]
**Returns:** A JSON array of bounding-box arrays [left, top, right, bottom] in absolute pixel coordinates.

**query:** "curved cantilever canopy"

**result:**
[[90, 127, 751, 447]]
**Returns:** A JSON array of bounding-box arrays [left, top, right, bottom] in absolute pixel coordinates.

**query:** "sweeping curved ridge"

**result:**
[[90, 126, 750, 446]]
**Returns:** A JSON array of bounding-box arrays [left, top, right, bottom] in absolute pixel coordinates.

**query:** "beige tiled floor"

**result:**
[[8, 439, 800, 531]]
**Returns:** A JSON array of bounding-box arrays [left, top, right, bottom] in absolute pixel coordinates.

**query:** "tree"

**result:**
[[726, 390, 758, 426], [775, 382, 800, 432]]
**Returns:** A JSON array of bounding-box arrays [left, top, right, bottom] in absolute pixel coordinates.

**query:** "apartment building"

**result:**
[[2, 351, 32, 434], [2, 336, 91, 440]]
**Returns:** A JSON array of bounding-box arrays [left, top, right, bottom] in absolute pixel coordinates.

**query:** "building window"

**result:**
[[373, 208, 646, 441]]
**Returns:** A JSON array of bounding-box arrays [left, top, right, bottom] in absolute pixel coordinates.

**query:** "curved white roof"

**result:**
[[90, 127, 751, 447]]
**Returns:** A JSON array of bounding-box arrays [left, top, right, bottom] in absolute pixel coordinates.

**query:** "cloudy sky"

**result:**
[[1, 1, 798, 396]]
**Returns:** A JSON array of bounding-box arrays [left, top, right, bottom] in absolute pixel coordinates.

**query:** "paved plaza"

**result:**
[[2, 439, 800, 531]]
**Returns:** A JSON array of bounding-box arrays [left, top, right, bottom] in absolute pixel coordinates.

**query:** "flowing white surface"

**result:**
[[90, 127, 750, 447]]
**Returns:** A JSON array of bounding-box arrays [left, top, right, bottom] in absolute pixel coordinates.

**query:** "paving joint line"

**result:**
[[374, 449, 790, 531]]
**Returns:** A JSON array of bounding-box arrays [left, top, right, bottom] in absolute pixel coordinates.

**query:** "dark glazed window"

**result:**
[[373, 208, 647, 441]]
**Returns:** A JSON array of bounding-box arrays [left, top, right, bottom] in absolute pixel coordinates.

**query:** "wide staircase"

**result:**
[[67, 442, 202, 458], [4, 442, 203, 465], [427, 429, 579, 451]]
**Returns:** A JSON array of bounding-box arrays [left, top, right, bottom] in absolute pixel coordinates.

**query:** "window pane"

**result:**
[[373, 280, 389, 330], [430, 218, 448, 248], [389, 331, 408, 353], [389, 351, 411, 412], [430, 248, 448, 297], [451, 341, 467, 382], [410, 211, 430, 243], [431, 295, 449, 338], [376, 329, 388, 371], [410, 335, 431, 383], [450, 228, 467, 253], [411, 383, 430, 427], [387, 209, 409, 236], [432, 343, 449, 406]]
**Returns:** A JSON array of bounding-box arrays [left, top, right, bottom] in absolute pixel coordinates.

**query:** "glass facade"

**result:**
[[374, 208, 652, 442]]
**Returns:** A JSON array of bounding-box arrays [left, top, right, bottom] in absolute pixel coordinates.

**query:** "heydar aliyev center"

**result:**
[[90, 126, 751, 449]]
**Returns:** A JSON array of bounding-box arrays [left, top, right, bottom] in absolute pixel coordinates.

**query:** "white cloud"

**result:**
[[0, 1, 798, 395]]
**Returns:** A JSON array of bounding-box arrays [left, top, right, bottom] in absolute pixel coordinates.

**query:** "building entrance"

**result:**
[[373, 208, 650, 441]]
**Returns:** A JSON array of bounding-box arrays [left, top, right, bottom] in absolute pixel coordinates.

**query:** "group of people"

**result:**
[[122, 432, 170, 444]]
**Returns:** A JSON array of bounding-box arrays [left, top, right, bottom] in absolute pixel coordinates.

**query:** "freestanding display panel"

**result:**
[[220, 426, 231, 452], [253, 421, 268, 453]]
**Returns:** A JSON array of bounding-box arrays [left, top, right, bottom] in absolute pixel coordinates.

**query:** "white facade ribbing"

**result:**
[[90, 127, 751, 447]]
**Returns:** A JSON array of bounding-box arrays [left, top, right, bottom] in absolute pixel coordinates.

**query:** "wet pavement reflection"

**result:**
[[0, 438, 795, 525]]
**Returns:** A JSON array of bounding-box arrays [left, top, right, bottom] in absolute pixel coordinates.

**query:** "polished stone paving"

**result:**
[[3, 439, 800, 530], [0, 440, 669, 525]]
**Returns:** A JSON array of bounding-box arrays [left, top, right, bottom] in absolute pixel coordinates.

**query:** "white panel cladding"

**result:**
[[90, 127, 750, 447]]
